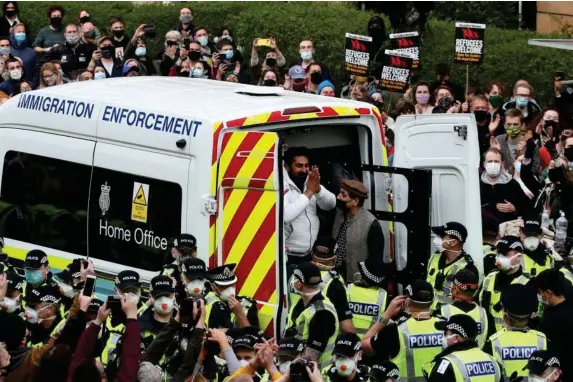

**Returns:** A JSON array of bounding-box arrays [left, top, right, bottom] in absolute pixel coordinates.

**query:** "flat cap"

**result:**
[[341, 179, 369, 199]]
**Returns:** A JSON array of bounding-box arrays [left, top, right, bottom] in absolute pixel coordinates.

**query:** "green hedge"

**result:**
[[17, 2, 573, 106]]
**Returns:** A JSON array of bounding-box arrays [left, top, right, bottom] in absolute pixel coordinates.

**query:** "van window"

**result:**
[[0, 151, 91, 254], [88, 167, 182, 272]]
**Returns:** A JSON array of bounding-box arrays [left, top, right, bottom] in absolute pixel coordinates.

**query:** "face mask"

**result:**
[[186, 279, 205, 296], [300, 51, 313, 61], [178, 70, 190, 77], [336, 199, 349, 211], [224, 50, 234, 60], [24, 306, 39, 323], [84, 30, 96, 40], [50, 17, 62, 28], [5, 10, 15, 18], [474, 110, 488, 123], [135, 47, 146, 57], [495, 254, 518, 271], [101, 46, 114, 59], [197, 36, 208, 47], [523, 236, 540, 251], [239, 360, 250, 368], [26, 270, 44, 285], [335, 357, 356, 376], [219, 286, 236, 302], [14, 32, 26, 44], [506, 127, 522, 138], [154, 296, 174, 315], [442, 334, 457, 349], [188, 51, 201, 61], [489, 95, 503, 108], [433, 236, 445, 252], [94, 72, 106, 80], [79, 16, 90, 24], [124, 292, 140, 304], [266, 58, 276, 67], [310, 72, 322, 85], [516, 96, 529, 108], [180, 15, 193, 23], [222, 35, 233, 42], [292, 82, 306, 92], [279, 361, 291, 375], [191, 68, 205, 78], [60, 284, 76, 299], [0, 297, 20, 313], [9, 69, 21, 80], [485, 162, 501, 177], [112, 29, 124, 38], [291, 280, 321, 297], [263, 79, 276, 87], [65, 35, 80, 45], [564, 147, 573, 162], [0, 47, 10, 55], [416, 94, 430, 105]]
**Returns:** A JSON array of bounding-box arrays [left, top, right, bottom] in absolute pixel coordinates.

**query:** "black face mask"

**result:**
[[565, 147, 573, 162], [336, 199, 349, 211], [50, 17, 62, 28], [5, 10, 16, 18], [474, 110, 488, 124], [291, 172, 307, 190], [84, 30, 96, 40], [112, 29, 124, 38], [178, 70, 190, 77], [188, 51, 201, 61], [265, 58, 276, 67], [79, 16, 90, 24], [544, 120, 558, 129], [310, 72, 322, 85], [101, 46, 114, 59], [263, 79, 276, 87], [374, 100, 384, 111]]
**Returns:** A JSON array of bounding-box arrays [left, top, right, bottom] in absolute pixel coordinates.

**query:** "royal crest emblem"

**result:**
[[99, 182, 111, 216]]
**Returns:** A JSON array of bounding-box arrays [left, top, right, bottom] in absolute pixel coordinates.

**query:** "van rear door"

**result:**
[[392, 114, 482, 273], [213, 130, 284, 338]]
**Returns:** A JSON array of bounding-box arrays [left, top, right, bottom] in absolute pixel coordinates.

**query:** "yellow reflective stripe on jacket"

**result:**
[[426, 252, 469, 304], [490, 329, 546, 378], [519, 254, 553, 278], [560, 267, 573, 287], [288, 270, 343, 310], [230, 296, 254, 326], [443, 347, 501, 381], [205, 291, 221, 328], [347, 283, 387, 338], [441, 303, 488, 349]]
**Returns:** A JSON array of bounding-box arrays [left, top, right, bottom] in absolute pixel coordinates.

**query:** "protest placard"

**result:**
[[344, 33, 372, 76], [389, 31, 420, 69], [378, 50, 414, 93], [454, 22, 486, 65]]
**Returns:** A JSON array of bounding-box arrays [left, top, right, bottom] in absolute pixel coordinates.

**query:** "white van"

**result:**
[[0, 77, 481, 336]]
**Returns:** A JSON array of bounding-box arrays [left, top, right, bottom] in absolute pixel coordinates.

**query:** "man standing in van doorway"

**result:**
[[283, 147, 336, 277]]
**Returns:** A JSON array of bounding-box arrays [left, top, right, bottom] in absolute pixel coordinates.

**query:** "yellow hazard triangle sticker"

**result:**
[[131, 182, 149, 223]]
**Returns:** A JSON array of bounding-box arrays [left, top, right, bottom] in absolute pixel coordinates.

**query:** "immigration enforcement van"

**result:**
[[0, 77, 481, 336]]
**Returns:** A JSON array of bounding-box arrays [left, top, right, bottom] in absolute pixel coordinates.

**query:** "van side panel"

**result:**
[[215, 131, 280, 335]]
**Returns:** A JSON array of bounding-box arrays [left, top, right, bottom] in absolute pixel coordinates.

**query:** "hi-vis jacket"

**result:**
[[283, 167, 336, 254]]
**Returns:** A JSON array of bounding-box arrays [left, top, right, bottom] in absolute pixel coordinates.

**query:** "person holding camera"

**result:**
[[124, 24, 157, 76], [321, 332, 367, 382], [87, 36, 122, 78], [285, 262, 338, 369], [213, 38, 249, 84]]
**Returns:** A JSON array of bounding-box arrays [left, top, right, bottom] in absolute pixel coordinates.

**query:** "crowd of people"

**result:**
[[0, 1, 573, 382]]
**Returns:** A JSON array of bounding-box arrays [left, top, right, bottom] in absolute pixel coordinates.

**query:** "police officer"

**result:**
[[361, 280, 444, 380], [101, 270, 145, 367], [479, 236, 530, 337], [161, 233, 198, 304], [425, 314, 502, 381], [139, 275, 177, 348], [434, 269, 488, 349], [23, 250, 58, 295], [523, 350, 561, 381], [276, 337, 304, 375], [290, 237, 354, 333], [285, 262, 338, 369], [485, 284, 547, 380], [180, 257, 209, 297], [482, 214, 500, 276], [322, 332, 368, 382], [0, 270, 23, 314], [427, 222, 478, 305], [23, 284, 63, 346], [367, 361, 400, 382], [520, 219, 554, 278], [53, 265, 81, 318], [347, 257, 389, 338]]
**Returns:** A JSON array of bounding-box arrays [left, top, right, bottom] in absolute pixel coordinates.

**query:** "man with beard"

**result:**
[[283, 147, 336, 277]]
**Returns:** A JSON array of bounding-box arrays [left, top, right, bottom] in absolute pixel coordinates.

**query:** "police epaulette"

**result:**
[[395, 316, 408, 325]]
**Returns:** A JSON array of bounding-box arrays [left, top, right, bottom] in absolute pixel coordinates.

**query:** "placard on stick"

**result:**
[[378, 50, 414, 93], [389, 31, 420, 69], [344, 33, 372, 76], [454, 22, 486, 65]]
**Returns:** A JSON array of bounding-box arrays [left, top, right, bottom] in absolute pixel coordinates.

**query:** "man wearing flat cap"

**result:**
[[332, 179, 384, 281]]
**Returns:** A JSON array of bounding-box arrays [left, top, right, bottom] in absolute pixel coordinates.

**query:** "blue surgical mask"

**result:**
[[0, 47, 10, 55], [191, 68, 204, 78], [14, 32, 26, 44], [224, 50, 234, 60], [94, 72, 106, 80], [197, 36, 208, 47], [26, 270, 44, 286], [135, 47, 146, 57], [300, 51, 313, 61], [516, 97, 529, 108]]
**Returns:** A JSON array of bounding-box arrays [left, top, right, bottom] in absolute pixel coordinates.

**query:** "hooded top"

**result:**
[[9, 30, 36, 84]]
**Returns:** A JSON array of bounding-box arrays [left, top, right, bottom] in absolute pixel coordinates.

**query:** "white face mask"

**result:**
[[529, 369, 558, 382], [24, 304, 56, 324], [485, 162, 501, 177], [0, 296, 20, 313], [278, 361, 292, 375], [442, 333, 457, 349], [185, 279, 206, 297], [291, 281, 321, 298], [239, 360, 250, 368], [219, 286, 236, 302], [335, 357, 357, 376], [60, 284, 76, 299], [433, 236, 444, 252], [153, 296, 174, 315], [523, 236, 540, 251], [9, 69, 21, 80], [495, 254, 519, 271], [124, 292, 140, 305]]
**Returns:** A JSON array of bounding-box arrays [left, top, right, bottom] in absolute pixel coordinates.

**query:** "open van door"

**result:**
[[392, 114, 483, 274], [214, 130, 285, 338]]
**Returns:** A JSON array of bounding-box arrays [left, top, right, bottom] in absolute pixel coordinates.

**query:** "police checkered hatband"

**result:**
[[444, 230, 462, 242], [547, 357, 560, 368], [359, 262, 384, 284], [294, 269, 304, 283], [510, 241, 523, 250], [446, 323, 467, 338]]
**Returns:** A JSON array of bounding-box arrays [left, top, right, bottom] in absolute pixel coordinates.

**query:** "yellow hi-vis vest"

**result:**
[[101, 304, 147, 366], [347, 283, 387, 338], [559, 266, 573, 288], [426, 252, 470, 305], [440, 303, 488, 349], [489, 328, 547, 379], [479, 271, 530, 333], [288, 270, 344, 309], [441, 347, 501, 381], [520, 253, 553, 278], [392, 316, 444, 381], [285, 297, 339, 370], [204, 291, 224, 328], [230, 296, 256, 327]]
